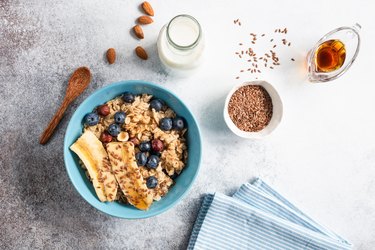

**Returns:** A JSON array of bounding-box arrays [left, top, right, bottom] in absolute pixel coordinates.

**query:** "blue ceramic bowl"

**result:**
[[64, 80, 201, 219]]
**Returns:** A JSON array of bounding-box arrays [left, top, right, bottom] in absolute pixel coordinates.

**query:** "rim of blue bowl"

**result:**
[[63, 80, 202, 219]]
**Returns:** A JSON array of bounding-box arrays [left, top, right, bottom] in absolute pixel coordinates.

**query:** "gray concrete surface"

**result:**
[[2, 0, 375, 249]]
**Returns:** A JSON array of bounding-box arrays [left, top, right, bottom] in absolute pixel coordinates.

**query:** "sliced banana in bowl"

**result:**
[[70, 131, 118, 202], [106, 142, 153, 210]]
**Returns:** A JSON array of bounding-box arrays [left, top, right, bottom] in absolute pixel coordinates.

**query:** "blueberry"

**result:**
[[114, 111, 126, 124], [150, 99, 164, 112], [159, 117, 172, 131], [172, 117, 185, 130], [146, 155, 159, 169], [135, 152, 147, 166], [170, 172, 179, 180], [108, 123, 121, 136], [150, 150, 161, 157], [146, 176, 158, 189], [122, 92, 135, 103], [139, 141, 151, 152], [84, 112, 99, 126]]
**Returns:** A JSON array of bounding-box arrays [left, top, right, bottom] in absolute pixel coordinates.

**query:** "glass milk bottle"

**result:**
[[157, 14, 204, 75]]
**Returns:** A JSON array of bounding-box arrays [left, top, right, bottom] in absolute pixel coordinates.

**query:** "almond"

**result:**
[[141, 1, 154, 16], [133, 25, 144, 39], [138, 16, 153, 25], [135, 46, 148, 60], [106, 48, 116, 64]]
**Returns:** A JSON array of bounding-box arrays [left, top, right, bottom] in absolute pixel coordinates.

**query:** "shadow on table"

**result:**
[[198, 93, 232, 137]]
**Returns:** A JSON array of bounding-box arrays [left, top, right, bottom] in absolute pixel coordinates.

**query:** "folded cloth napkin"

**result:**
[[188, 178, 351, 250]]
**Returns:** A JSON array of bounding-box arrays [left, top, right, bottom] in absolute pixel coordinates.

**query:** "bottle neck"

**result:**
[[166, 14, 202, 52]]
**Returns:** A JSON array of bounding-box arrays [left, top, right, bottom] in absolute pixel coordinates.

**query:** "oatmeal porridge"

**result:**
[[70, 92, 188, 210]]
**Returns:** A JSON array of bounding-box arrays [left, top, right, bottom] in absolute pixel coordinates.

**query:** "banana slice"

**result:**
[[70, 131, 118, 202], [106, 142, 153, 210]]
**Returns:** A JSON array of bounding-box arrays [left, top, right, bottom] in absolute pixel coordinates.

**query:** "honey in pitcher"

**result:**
[[314, 39, 346, 73]]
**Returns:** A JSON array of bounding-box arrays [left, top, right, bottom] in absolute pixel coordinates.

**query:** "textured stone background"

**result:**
[[1, 0, 375, 249]]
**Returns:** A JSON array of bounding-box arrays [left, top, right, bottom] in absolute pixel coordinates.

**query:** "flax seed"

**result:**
[[228, 85, 273, 132]]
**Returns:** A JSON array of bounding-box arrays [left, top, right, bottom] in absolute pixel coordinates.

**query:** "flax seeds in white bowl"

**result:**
[[224, 81, 283, 139]]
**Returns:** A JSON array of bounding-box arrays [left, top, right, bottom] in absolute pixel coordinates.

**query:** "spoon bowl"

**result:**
[[39, 67, 91, 144], [65, 67, 92, 100]]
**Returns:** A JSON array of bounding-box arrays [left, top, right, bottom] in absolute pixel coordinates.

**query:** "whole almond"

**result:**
[[133, 25, 144, 39], [106, 48, 116, 64], [138, 16, 153, 25], [141, 1, 154, 16], [135, 46, 148, 60]]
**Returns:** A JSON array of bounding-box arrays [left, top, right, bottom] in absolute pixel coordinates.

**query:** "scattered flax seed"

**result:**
[[236, 76, 240, 79], [233, 19, 242, 26], [233, 24, 292, 77], [228, 85, 273, 132], [291, 58, 295, 61]]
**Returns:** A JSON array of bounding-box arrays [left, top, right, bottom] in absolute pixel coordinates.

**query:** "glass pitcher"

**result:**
[[307, 23, 361, 83]]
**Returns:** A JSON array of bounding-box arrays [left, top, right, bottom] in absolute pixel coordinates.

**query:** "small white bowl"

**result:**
[[223, 80, 283, 139]]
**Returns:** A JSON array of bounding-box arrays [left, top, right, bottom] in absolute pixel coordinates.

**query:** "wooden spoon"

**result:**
[[39, 67, 91, 145]]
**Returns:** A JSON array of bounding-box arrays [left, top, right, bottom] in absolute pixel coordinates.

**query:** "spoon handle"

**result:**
[[39, 99, 71, 145]]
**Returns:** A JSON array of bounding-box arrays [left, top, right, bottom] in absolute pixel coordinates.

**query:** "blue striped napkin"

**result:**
[[188, 178, 351, 250]]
